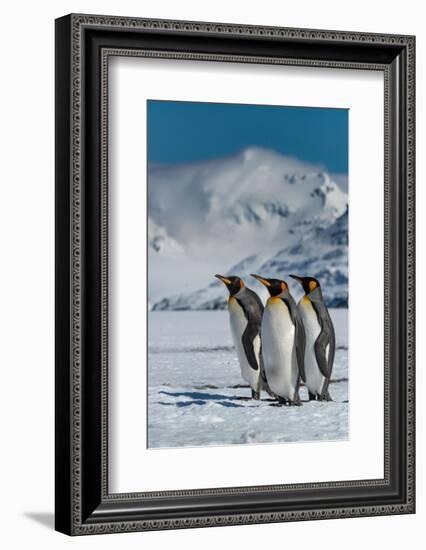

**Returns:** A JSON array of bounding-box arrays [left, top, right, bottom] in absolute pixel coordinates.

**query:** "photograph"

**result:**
[[147, 100, 349, 448], [52, 10, 415, 538]]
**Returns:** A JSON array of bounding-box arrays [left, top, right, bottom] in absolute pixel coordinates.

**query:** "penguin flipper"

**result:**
[[283, 296, 306, 383], [241, 324, 260, 371], [259, 348, 268, 385], [294, 314, 306, 383], [314, 315, 335, 379]]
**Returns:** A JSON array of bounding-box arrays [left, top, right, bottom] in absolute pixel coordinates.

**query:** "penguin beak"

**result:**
[[215, 274, 232, 285], [250, 274, 271, 287], [289, 274, 303, 285]]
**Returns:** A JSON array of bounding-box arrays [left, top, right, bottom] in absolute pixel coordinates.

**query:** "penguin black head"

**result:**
[[250, 274, 289, 297], [289, 275, 321, 295], [215, 274, 244, 296]]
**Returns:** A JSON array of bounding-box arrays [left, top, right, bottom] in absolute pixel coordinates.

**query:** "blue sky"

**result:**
[[147, 100, 348, 174]]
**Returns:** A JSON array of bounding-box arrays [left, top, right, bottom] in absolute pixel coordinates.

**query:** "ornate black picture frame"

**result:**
[[55, 13, 415, 535]]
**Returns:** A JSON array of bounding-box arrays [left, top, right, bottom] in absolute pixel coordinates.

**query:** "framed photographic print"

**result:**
[[55, 14, 415, 535]]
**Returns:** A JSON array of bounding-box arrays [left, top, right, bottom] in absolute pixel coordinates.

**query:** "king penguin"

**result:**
[[251, 275, 306, 406], [289, 275, 335, 401], [215, 274, 271, 400]]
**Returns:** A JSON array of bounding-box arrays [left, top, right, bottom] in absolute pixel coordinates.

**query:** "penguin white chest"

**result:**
[[298, 297, 325, 395], [228, 297, 261, 391], [261, 298, 298, 400]]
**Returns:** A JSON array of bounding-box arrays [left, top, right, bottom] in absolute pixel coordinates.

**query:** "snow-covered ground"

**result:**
[[148, 309, 348, 448]]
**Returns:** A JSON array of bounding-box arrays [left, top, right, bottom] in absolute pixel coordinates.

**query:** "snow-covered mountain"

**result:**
[[148, 146, 348, 309]]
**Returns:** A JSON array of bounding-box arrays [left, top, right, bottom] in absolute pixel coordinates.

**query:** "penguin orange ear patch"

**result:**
[[280, 281, 287, 292], [240, 279, 245, 289], [309, 280, 317, 291]]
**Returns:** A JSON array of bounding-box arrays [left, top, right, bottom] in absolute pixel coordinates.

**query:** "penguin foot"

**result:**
[[319, 391, 333, 402], [308, 391, 317, 401], [292, 391, 302, 406], [270, 396, 304, 406], [290, 399, 302, 407], [251, 389, 261, 400]]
